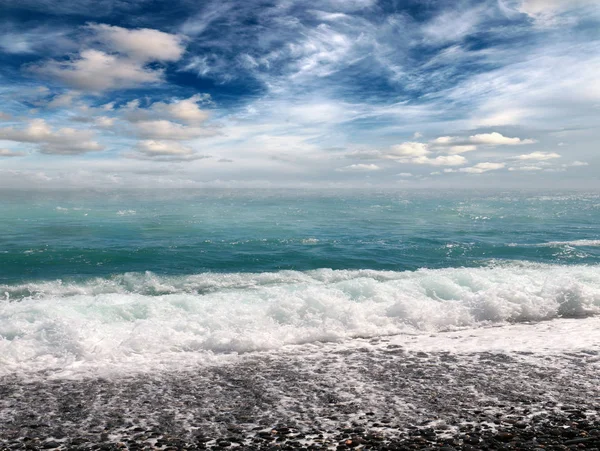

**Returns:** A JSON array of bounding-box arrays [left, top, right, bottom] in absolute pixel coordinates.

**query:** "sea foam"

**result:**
[[1, 261, 599, 376]]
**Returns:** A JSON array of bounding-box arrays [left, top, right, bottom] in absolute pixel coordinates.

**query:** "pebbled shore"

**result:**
[[1, 403, 599, 450], [1, 325, 599, 450]]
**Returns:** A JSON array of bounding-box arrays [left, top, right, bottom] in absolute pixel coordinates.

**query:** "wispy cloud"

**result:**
[[513, 151, 561, 161], [336, 163, 380, 172], [0, 0, 597, 188]]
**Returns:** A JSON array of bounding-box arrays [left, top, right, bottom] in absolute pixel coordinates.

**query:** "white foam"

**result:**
[[1, 261, 599, 377], [544, 239, 600, 247], [510, 239, 600, 247], [116, 209, 136, 216]]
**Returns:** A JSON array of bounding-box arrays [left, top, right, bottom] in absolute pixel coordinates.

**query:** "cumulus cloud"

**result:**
[[446, 162, 506, 174], [29, 24, 186, 92], [566, 160, 589, 167], [336, 163, 380, 172], [95, 116, 116, 128], [433, 132, 536, 147], [513, 151, 561, 161], [354, 141, 468, 166], [0, 149, 26, 157], [136, 140, 194, 156], [47, 92, 78, 108], [470, 132, 536, 145], [31, 49, 165, 92], [86, 24, 186, 62], [411, 155, 467, 166], [78, 95, 218, 143], [388, 142, 429, 158], [346, 149, 383, 160], [127, 140, 210, 161], [122, 95, 211, 125], [0, 119, 103, 155], [131, 120, 215, 140], [508, 165, 542, 171], [445, 145, 478, 154]]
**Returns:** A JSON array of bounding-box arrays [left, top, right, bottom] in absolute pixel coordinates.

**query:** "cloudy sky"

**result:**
[[0, 0, 598, 189]]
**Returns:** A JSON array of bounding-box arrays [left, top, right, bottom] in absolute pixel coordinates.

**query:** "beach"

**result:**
[[1, 318, 599, 449]]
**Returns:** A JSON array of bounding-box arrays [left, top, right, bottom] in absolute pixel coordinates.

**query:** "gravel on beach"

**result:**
[[1, 333, 599, 450]]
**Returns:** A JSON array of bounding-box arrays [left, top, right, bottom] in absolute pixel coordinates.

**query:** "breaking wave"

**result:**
[[1, 261, 599, 376]]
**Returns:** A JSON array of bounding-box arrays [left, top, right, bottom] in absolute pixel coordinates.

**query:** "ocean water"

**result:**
[[1, 189, 600, 377]]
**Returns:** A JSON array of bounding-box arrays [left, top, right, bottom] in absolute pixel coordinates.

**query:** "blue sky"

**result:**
[[0, 0, 598, 189]]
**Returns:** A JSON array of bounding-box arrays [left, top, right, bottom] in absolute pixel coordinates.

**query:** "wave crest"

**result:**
[[1, 262, 599, 375]]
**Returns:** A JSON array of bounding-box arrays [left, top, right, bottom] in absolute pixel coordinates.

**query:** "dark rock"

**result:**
[[496, 432, 515, 442]]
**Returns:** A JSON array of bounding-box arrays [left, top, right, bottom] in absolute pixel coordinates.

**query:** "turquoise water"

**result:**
[[1, 189, 600, 374], [2, 190, 600, 284]]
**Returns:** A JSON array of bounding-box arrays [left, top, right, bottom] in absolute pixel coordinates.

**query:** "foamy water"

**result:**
[[2, 190, 600, 379], [1, 261, 599, 377]]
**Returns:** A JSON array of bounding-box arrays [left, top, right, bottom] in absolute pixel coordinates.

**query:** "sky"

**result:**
[[0, 0, 598, 190]]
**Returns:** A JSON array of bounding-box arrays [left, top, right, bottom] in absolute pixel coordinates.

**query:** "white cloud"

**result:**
[[0, 149, 26, 157], [288, 24, 356, 79], [336, 163, 380, 172], [469, 132, 536, 145], [0, 119, 103, 155], [131, 120, 216, 140], [136, 140, 194, 156], [511, 0, 599, 25], [388, 142, 429, 158], [95, 116, 115, 128], [47, 92, 78, 108], [446, 41, 600, 130], [31, 49, 165, 92], [127, 140, 210, 161], [566, 160, 589, 167], [346, 149, 382, 160], [432, 136, 455, 145], [360, 142, 468, 166], [411, 155, 467, 166], [87, 24, 186, 62], [446, 145, 478, 154], [0, 26, 75, 55], [513, 151, 561, 161], [29, 25, 186, 92], [431, 133, 535, 153], [123, 95, 211, 125], [423, 5, 486, 44], [508, 165, 542, 171], [451, 162, 506, 174], [397, 172, 413, 177]]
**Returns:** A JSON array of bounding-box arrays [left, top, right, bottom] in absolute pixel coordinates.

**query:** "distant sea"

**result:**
[[1, 189, 600, 376]]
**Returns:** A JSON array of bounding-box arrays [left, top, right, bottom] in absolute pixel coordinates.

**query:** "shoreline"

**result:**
[[1, 320, 599, 450]]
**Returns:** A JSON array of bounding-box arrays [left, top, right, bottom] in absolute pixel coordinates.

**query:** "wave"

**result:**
[[1, 261, 599, 375], [543, 240, 600, 247], [508, 239, 600, 248]]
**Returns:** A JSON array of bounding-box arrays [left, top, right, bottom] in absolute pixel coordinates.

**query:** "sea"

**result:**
[[1, 189, 599, 378]]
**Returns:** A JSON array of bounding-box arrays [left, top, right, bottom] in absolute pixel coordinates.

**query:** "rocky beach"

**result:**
[[1, 318, 598, 450]]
